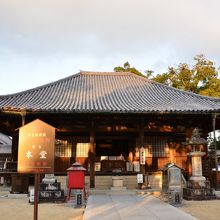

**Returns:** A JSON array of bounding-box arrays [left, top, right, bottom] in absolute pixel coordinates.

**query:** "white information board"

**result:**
[[137, 173, 143, 183]]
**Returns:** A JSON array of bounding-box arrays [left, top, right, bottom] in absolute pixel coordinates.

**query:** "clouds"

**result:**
[[1, 0, 220, 56], [0, 0, 220, 94]]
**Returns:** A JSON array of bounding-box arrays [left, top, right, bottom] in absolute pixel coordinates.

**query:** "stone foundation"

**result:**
[[111, 176, 127, 191], [183, 180, 216, 200]]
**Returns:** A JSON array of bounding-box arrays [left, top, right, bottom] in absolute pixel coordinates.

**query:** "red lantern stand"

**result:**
[[66, 162, 87, 201]]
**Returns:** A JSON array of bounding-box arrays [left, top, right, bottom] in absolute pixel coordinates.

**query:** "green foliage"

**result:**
[[114, 55, 220, 98], [199, 78, 220, 97], [154, 55, 220, 97], [114, 61, 146, 77]]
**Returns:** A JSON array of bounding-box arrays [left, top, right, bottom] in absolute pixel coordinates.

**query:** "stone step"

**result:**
[[89, 189, 136, 195], [89, 189, 161, 195], [7, 193, 28, 199], [56, 174, 162, 190]]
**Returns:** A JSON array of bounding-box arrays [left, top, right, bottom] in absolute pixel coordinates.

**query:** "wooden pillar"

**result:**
[[11, 111, 26, 161], [20, 110, 26, 126], [169, 142, 176, 164], [212, 114, 219, 177], [11, 132, 19, 161], [136, 119, 146, 189], [139, 121, 145, 175], [89, 122, 95, 188]]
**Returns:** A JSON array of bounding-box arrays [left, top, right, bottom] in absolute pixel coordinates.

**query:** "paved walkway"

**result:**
[[83, 194, 197, 220]]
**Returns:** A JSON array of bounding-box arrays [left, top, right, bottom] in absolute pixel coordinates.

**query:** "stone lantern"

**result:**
[[183, 128, 216, 200], [187, 128, 206, 184]]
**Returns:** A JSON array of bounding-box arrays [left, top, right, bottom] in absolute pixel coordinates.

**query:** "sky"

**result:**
[[0, 0, 220, 95]]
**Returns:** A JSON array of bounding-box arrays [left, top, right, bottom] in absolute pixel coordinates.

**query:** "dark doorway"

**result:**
[[96, 139, 130, 158]]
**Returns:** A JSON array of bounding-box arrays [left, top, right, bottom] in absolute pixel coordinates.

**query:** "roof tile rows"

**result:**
[[0, 71, 220, 113]]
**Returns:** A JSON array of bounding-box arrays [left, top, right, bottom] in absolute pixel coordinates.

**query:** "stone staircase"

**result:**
[[89, 176, 112, 189], [55, 172, 162, 191]]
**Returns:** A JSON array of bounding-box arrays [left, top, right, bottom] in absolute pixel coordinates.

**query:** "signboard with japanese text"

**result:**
[[137, 173, 143, 183], [140, 147, 145, 165], [18, 119, 55, 174]]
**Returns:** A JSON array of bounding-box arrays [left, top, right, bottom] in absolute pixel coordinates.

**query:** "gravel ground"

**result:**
[[178, 199, 220, 220], [0, 191, 84, 220], [1, 189, 220, 220]]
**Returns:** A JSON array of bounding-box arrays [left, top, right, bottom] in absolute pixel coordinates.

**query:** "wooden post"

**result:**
[[137, 120, 146, 189], [89, 122, 95, 188], [139, 121, 145, 175], [20, 109, 26, 126], [11, 133, 19, 161], [12, 110, 26, 161], [34, 173, 39, 220], [212, 114, 218, 178]]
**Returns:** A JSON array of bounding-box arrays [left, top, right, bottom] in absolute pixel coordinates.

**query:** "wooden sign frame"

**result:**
[[18, 119, 55, 174]]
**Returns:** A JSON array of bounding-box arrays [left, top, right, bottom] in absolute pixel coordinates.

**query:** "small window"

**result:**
[[76, 143, 90, 157], [144, 136, 170, 157], [55, 139, 72, 157]]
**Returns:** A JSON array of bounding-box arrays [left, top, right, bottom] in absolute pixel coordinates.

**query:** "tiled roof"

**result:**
[[0, 71, 220, 113]]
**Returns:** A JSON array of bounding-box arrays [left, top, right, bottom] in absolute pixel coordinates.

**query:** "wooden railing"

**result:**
[[0, 161, 17, 172], [0, 161, 17, 186]]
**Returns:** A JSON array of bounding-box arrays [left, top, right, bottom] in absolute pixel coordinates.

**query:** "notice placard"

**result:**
[[18, 119, 55, 174], [140, 147, 145, 165], [137, 173, 144, 183]]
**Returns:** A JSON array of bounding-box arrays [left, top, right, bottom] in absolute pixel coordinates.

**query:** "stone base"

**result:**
[[110, 186, 127, 191], [39, 190, 65, 202], [7, 193, 28, 199], [183, 179, 216, 200], [112, 176, 124, 187], [42, 174, 56, 184], [183, 187, 216, 200], [187, 179, 210, 189], [189, 176, 206, 182], [39, 182, 61, 191]]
